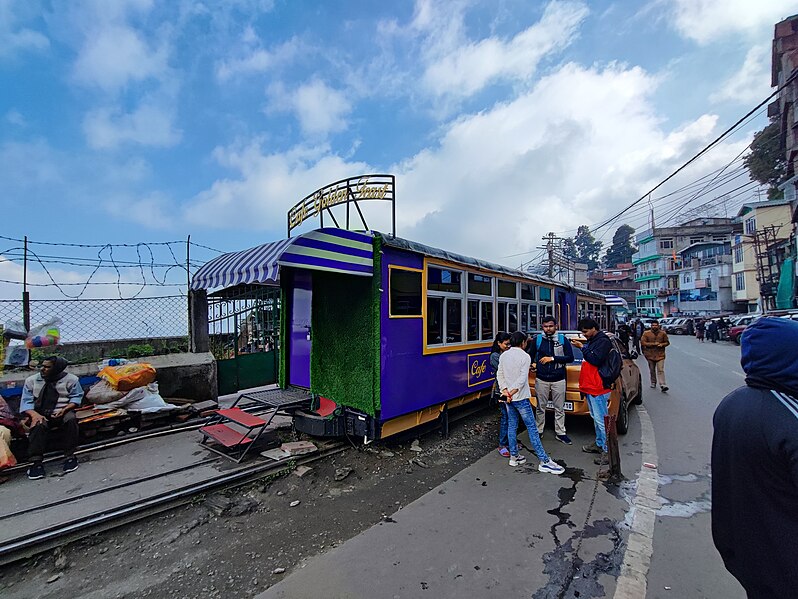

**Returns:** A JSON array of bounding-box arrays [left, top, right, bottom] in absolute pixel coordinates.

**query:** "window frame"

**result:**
[[388, 265, 424, 319]]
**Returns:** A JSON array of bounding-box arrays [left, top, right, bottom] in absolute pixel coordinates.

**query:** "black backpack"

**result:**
[[598, 343, 623, 389]]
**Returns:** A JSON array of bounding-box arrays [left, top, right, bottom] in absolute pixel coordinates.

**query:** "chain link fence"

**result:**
[[0, 296, 188, 363]]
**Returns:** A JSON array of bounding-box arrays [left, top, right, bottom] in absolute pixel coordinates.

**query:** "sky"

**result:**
[[1, 0, 797, 301]]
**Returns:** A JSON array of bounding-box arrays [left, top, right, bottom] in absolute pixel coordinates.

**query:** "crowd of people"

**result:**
[[489, 316, 619, 474]]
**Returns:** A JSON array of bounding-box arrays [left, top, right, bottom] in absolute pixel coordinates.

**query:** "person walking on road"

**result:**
[[631, 318, 644, 354], [695, 319, 706, 343], [711, 317, 798, 599], [641, 320, 670, 392], [490, 332, 512, 457], [707, 319, 719, 343], [530, 316, 575, 445], [496, 331, 565, 475], [571, 318, 612, 465]]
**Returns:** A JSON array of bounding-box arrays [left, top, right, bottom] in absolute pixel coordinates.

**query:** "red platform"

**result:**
[[199, 424, 253, 448]]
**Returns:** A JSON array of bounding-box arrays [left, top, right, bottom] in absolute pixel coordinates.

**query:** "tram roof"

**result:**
[[376, 232, 606, 301]]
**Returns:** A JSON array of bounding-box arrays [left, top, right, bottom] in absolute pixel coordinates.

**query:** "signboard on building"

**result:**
[[287, 174, 396, 237]]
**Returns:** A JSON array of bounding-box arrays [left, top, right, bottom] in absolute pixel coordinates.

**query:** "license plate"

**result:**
[[546, 401, 574, 411]]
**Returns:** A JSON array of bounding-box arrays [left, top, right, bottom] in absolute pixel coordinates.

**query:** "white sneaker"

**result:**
[[538, 459, 565, 475], [509, 454, 527, 467]]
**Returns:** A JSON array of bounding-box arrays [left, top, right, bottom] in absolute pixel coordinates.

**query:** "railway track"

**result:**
[[0, 429, 346, 567]]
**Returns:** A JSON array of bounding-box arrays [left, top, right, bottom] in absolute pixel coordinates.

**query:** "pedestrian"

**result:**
[[496, 331, 565, 475], [708, 319, 719, 343], [20, 356, 84, 479], [570, 318, 613, 465], [641, 320, 670, 392], [686, 318, 695, 336], [0, 395, 24, 469], [711, 317, 798, 598], [695, 319, 705, 343], [490, 332, 512, 457], [617, 323, 632, 355], [530, 316, 575, 445], [631, 318, 644, 354]]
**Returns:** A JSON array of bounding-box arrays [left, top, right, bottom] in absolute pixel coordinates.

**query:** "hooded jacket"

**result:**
[[711, 317, 798, 598], [530, 333, 574, 382]]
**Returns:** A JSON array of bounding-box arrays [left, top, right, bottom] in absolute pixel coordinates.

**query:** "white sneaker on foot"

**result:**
[[509, 454, 527, 467], [538, 459, 565, 475]]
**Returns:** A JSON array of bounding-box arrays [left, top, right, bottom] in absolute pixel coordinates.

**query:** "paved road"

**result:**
[[640, 335, 745, 599]]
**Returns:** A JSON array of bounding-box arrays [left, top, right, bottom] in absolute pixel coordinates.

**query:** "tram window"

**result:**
[[508, 304, 518, 332], [468, 273, 492, 296], [446, 299, 462, 343], [528, 304, 538, 331], [498, 280, 517, 298], [497, 302, 507, 332], [467, 300, 479, 341], [427, 297, 444, 344], [389, 268, 422, 316], [521, 283, 536, 301], [481, 302, 494, 340], [539, 287, 552, 302], [428, 267, 462, 293]]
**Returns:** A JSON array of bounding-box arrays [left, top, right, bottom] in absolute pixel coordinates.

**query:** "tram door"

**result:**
[[289, 270, 313, 388], [556, 290, 577, 330]]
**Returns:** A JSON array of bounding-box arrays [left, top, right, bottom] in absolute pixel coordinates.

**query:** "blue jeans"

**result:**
[[586, 392, 610, 452], [506, 398, 550, 463], [499, 403, 509, 447]]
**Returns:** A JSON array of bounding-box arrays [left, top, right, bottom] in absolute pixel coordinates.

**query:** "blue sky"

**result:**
[[1, 0, 796, 298]]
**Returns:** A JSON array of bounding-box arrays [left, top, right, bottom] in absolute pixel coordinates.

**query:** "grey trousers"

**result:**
[[534, 378, 567, 436]]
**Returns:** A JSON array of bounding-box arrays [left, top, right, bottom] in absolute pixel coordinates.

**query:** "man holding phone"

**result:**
[[530, 316, 575, 444]]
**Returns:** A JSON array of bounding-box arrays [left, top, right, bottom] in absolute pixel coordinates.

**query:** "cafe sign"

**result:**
[[287, 174, 396, 237]]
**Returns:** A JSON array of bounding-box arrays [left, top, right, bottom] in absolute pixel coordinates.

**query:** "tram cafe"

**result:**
[[191, 180, 610, 441]]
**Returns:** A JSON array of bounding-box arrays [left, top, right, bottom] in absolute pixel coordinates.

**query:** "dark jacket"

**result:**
[[711, 317, 798, 598], [530, 334, 574, 382]]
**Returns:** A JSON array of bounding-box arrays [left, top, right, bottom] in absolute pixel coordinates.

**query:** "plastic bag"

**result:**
[[3, 320, 28, 340], [3, 344, 29, 367], [85, 379, 126, 404], [98, 363, 157, 391], [104, 384, 178, 413], [25, 318, 61, 349]]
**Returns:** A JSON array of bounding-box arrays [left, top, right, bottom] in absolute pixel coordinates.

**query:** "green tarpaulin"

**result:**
[[776, 257, 795, 310]]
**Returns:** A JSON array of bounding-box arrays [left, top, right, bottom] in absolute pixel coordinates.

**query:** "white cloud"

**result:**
[[215, 32, 302, 81], [710, 44, 773, 105], [421, 1, 589, 99], [72, 24, 169, 92], [268, 79, 352, 137], [0, 1, 49, 60], [668, 0, 798, 44], [83, 99, 182, 149], [5, 110, 26, 127]]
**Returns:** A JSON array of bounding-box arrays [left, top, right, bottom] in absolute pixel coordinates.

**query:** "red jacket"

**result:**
[[579, 360, 610, 396]]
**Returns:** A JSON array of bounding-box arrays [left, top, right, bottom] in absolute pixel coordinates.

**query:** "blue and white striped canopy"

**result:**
[[604, 295, 628, 308], [191, 229, 374, 290]]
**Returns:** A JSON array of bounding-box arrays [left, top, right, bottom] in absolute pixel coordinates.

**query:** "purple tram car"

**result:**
[[192, 226, 610, 441], [272, 228, 610, 441]]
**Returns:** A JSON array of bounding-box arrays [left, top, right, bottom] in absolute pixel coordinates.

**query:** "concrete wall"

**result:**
[[0, 351, 217, 404], [41, 336, 188, 364]]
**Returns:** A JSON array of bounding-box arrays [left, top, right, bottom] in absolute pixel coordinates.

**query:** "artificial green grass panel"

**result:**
[[278, 283, 288, 388], [310, 270, 377, 416], [371, 236, 382, 412]]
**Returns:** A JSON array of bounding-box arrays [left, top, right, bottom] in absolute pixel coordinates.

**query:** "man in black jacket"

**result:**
[[712, 317, 798, 598], [530, 316, 575, 444]]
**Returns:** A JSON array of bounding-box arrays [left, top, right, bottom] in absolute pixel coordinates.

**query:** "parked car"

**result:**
[[664, 318, 694, 335], [728, 315, 760, 344], [529, 332, 642, 435]]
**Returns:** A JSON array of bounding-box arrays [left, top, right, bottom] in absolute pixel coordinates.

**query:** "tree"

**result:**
[[603, 224, 637, 268], [563, 225, 603, 271], [743, 121, 786, 199]]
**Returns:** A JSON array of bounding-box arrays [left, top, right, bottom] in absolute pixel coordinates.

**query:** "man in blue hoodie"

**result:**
[[712, 317, 798, 598]]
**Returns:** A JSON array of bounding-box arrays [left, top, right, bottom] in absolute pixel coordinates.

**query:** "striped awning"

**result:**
[[604, 295, 628, 308], [191, 229, 373, 290]]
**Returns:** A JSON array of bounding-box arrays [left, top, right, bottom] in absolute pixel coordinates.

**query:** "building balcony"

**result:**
[[636, 291, 657, 300], [632, 253, 662, 266], [634, 270, 664, 282], [635, 228, 654, 245], [657, 287, 678, 297]]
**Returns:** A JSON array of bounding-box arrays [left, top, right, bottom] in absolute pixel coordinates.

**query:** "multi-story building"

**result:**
[[676, 241, 734, 315], [731, 199, 794, 312], [633, 218, 741, 317], [587, 263, 636, 309]]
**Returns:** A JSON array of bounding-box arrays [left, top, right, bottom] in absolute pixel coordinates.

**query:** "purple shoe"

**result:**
[[498, 446, 510, 457]]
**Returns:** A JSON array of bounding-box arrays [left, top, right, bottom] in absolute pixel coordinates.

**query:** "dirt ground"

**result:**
[[0, 408, 500, 599]]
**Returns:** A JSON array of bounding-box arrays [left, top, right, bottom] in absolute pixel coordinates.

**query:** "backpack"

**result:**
[[598, 343, 623, 389], [535, 333, 564, 353]]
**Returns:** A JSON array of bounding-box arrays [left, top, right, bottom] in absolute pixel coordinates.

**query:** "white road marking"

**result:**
[[699, 357, 721, 366], [614, 405, 659, 599]]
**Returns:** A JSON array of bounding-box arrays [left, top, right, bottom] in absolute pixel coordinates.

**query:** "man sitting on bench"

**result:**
[[20, 356, 84, 479]]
